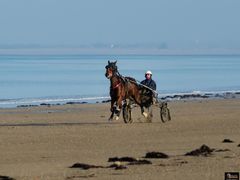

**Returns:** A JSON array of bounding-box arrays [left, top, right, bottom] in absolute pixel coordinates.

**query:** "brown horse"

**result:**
[[105, 60, 153, 121]]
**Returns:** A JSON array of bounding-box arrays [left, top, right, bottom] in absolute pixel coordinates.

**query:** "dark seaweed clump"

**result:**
[[70, 163, 104, 170], [185, 144, 214, 156], [145, 152, 169, 159], [0, 176, 15, 180], [222, 139, 234, 143], [108, 156, 137, 162]]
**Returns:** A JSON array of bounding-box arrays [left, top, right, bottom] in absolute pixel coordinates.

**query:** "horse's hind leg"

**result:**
[[141, 106, 153, 122], [146, 106, 153, 123], [141, 106, 148, 118]]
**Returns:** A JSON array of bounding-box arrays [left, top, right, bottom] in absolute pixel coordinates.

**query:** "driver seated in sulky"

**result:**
[[140, 70, 158, 104]]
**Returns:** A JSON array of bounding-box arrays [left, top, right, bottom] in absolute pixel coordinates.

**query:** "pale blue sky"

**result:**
[[0, 0, 240, 49]]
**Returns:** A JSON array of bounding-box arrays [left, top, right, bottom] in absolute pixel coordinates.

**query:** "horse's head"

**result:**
[[105, 60, 118, 79]]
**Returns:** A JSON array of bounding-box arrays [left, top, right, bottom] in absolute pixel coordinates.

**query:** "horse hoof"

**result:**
[[146, 118, 152, 123], [142, 112, 148, 118]]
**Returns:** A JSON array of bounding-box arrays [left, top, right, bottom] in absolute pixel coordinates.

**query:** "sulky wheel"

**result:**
[[159, 102, 171, 123]]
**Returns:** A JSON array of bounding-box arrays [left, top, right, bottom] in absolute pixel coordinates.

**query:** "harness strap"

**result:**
[[112, 82, 121, 89]]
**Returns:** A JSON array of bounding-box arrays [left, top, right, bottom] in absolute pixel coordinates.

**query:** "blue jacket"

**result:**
[[140, 79, 156, 91]]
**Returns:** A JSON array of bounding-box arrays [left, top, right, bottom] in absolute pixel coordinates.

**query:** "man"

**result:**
[[140, 70, 157, 104]]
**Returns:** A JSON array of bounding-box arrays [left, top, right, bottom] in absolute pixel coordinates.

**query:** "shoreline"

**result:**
[[0, 90, 239, 109]]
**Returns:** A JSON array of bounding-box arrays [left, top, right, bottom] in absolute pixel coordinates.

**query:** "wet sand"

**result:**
[[0, 99, 239, 180]]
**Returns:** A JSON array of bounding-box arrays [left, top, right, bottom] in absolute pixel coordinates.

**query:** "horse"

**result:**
[[105, 60, 153, 121]]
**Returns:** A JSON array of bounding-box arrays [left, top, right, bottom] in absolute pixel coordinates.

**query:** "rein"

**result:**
[[108, 67, 158, 96], [116, 71, 158, 95]]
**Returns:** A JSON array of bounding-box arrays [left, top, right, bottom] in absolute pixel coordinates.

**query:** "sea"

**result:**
[[0, 54, 240, 108]]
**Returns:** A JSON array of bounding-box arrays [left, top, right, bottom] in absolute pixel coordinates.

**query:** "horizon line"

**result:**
[[0, 47, 240, 56]]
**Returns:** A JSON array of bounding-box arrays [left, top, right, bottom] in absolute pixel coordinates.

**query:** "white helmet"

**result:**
[[145, 70, 152, 75]]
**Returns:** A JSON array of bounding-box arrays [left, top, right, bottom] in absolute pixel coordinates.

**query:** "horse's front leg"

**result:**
[[115, 97, 123, 121], [108, 99, 115, 121]]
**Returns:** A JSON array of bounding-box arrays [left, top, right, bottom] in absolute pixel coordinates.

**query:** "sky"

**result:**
[[0, 0, 240, 49]]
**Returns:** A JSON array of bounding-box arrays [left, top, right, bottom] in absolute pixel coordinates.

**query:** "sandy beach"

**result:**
[[0, 99, 239, 180]]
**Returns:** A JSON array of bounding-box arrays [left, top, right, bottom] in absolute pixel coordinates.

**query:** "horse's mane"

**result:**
[[122, 76, 143, 90], [125, 76, 136, 82]]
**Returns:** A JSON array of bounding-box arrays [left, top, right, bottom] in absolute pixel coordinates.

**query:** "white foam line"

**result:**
[[0, 96, 110, 105], [1, 89, 240, 107], [158, 90, 240, 98]]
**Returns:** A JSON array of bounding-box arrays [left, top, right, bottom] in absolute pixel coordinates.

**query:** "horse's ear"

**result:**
[[108, 60, 110, 64], [114, 60, 117, 65]]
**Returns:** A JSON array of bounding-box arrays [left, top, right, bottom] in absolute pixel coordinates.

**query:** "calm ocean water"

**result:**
[[0, 54, 240, 107]]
